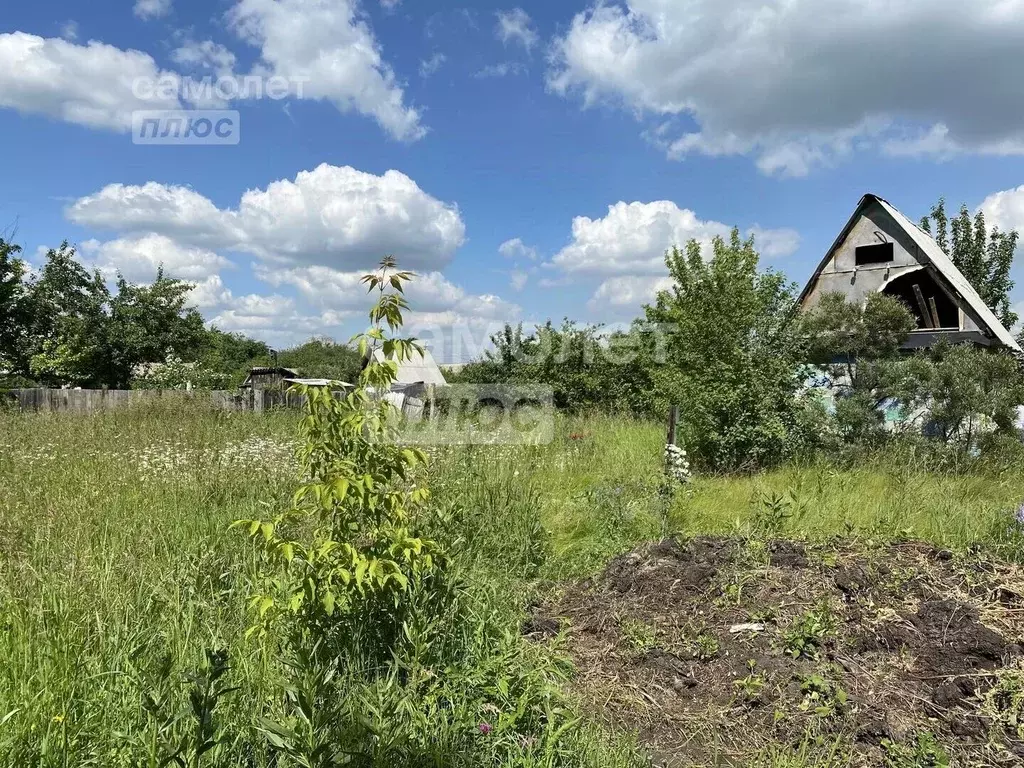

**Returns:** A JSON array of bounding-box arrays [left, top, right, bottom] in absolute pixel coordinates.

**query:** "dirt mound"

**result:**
[[531, 537, 1024, 766]]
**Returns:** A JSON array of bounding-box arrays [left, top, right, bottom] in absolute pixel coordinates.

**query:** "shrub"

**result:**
[[645, 230, 807, 472]]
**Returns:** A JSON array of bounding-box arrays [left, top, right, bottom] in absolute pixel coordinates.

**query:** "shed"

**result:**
[[368, 347, 447, 387], [240, 367, 299, 390], [799, 194, 1022, 353]]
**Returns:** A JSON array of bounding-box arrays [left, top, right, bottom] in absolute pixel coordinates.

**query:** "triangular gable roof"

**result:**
[[801, 194, 1021, 353], [370, 347, 447, 386]]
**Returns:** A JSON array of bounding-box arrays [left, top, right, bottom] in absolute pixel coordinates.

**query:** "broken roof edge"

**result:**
[[800, 193, 1022, 354]]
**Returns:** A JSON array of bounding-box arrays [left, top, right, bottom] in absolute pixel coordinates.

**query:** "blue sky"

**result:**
[[3, 0, 1024, 361]]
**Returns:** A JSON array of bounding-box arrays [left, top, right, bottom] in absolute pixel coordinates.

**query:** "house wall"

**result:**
[[803, 199, 984, 335], [804, 199, 928, 307]]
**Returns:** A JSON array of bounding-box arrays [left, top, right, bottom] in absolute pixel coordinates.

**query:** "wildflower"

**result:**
[[52, 714, 65, 723], [664, 443, 692, 485], [478, 722, 493, 735]]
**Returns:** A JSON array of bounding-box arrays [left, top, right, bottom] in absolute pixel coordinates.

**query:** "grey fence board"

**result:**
[[5, 388, 431, 418]]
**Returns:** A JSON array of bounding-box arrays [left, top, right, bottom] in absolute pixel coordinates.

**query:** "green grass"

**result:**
[[674, 456, 1024, 549], [0, 403, 1022, 766]]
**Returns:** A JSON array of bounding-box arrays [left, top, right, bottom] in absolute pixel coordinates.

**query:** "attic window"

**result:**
[[855, 242, 894, 266], [881, 270, 959, 330]]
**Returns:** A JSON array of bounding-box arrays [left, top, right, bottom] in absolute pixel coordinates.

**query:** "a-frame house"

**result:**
[[799, 194, 1021, 354]]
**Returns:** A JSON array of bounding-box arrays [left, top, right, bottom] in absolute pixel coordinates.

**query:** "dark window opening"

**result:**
[[881, 271, 959, 330], [855, 242, 894, 265]]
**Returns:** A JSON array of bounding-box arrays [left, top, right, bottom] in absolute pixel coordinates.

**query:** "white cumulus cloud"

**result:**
[[549, 0, 1024, 176], [498, 238, 538, 261], [226, 0, 425, 141], [545, 200, 799, 316], [67, 164, 466, 272], [588, 275, 674, 312], [550, 200, 799, 277], [171, 40, 237, 74], [979, 185, 1024, 237], [261, 265, 521, 326], [78, 234, 231, 283], [0, 32, 184, 131], [2, 1, 422, 142]]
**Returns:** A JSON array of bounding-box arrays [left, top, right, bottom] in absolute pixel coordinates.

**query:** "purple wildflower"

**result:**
[[478, 722, 493, 736]]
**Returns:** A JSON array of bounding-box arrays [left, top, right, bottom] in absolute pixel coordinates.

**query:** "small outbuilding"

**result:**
[[368, 347, 447, 388], [800, 194, 1022, 353], [240, 367, 299, 390]]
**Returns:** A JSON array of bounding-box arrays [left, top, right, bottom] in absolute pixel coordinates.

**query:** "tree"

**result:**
[[801, 292, 917, 443], [21, 243, 220, 388], [903, 343, 1024, 446], [107, 269, 208, 387], [451, 320, 661, 415], [25, 242, 111, 387], [199, 329, 273, 386], [645, 230, 806, 471], [0, 237, 30, 374], [277, 338, 363, 384], [921, 199, 1018, 329]]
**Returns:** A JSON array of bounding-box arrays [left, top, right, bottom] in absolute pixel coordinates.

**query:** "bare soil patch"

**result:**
[[530, 537, 1024, 766]]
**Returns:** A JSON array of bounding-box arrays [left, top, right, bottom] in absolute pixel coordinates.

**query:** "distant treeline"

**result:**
[[0, 238, 362, 390]]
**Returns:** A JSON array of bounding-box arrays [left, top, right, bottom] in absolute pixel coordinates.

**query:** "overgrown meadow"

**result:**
[[2, 402, 1024, 766]]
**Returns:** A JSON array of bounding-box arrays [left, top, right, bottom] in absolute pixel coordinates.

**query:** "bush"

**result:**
[[645, 231, 808, 472], [451, 321, 661, 417]]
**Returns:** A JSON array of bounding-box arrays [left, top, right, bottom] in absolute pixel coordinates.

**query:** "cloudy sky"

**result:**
[[4, 0, 1024, 359]]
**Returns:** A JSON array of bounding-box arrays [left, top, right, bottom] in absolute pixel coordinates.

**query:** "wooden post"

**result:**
[[927, 297, 942, 329], [666, 405, 679, 447], [911, 284, 933, 328], [427, 383, 436, 420]]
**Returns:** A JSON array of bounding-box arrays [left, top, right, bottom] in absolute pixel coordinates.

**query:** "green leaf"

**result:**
[[258, 596, 274, 617], [332, 478, 350, 501]]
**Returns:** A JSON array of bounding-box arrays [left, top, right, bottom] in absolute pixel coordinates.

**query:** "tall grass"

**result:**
[[0, 402, 295, 765], [1, 403, 1022, 766], [0, 404, 645, 766]]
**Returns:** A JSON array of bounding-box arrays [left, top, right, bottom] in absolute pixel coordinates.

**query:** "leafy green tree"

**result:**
[[451, 320, 661, 415], [198, 329, 273, 386], [921, 199, 1018, 329], [277, 338, 362, 384], [645, 230, 806, 471], [0, 238, 30, 375], [801, 292, 917, 443], [20, 243, 223, 388], [25, 242, 112, 387], [107, 269, 208, 387], [904, 342, 1024, 445]]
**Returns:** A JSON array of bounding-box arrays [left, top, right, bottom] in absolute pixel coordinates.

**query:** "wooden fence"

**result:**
[[3, 387, 426, 417]]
